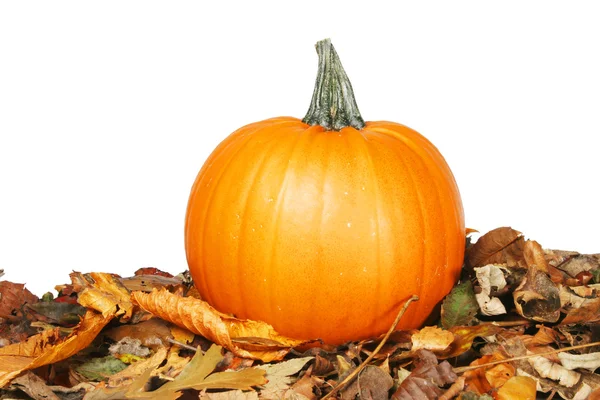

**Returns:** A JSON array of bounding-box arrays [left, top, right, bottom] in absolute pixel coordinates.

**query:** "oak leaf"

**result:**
[[121, 344, 265, 399], [131, 288, 310, 362], [257, 357, 314, 399]]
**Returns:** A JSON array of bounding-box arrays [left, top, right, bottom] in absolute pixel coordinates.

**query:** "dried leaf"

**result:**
[[103, 318, 172, 349], [0, 281, 39, 320], [527, 352, 581, 387], [441, 281, 479, 329], [0, 310, 112, 387], [411, 326, 454, 352], [257, 357, 314, 399], [496, 376, 537, 400], [474, 265, 508, 316], [558, 351, 600, 372], [391, 350, 457, 400], [109, 344, 265, 399], [513, 262, 561, 323], [200, 390, 259, 399], [341, 365, 393, 400], [75, 356, 128, 381], [437, 324, 501, 359], [71, 272, 133, 322], [560, 285, 600, 325], [466, 227, 524, 269], [9, 371, 61, 400], [524, 240, 564, 283], [131, 288, 310, 362], [28, 301, 87, 326], [107, 346, 168, 387]]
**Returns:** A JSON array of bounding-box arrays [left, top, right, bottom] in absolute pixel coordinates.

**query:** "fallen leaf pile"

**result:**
[[1, 227, 600, 399]]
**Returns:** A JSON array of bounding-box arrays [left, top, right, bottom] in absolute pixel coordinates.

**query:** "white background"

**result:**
[[1, 2, 599, 296]]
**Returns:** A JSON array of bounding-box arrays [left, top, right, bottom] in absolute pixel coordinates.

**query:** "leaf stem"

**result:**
[[453, 340, 600, 374]]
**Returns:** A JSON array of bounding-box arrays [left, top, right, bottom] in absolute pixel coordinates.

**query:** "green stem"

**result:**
[[302, 39, 365, 131]]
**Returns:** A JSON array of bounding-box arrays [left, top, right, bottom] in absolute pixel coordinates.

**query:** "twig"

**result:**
[[166, 337, 198, 352], [322, 295, 419, 399], [453, 340, 600, 374]]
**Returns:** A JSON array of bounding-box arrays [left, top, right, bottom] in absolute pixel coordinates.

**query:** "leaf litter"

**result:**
[[0, 229, 599, 399]]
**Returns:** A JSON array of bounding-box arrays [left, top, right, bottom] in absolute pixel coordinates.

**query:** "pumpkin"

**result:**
[[185, 39, 465, 344]]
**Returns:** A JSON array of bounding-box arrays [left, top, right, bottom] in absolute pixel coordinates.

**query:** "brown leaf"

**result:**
[[391, 350, 457, 400], [513, 261, 561, 323], [524, 240, 564, 283], [131, 288, 310, 362], [121, 275, 185, 293], [71, 272, 133, 322], [0, 310, 112, 387], [103, 318, 172, 349], [0, 281, 39, 320], [466, 227, 524, 269], [341, 365, 393, 400], [290, 367, 324, 400], [559, 284, 600, 325], [9, 371, 61, 400], [554, 254, 600, 278]]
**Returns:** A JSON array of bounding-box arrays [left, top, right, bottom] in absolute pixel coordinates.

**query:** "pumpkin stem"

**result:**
[[302, 39, 365, 131]]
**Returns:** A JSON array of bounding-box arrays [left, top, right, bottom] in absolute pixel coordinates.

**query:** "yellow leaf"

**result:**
[[411, 326, 454, 352], [496, 376, 537, 400], [131, 288, 311, 362], [71, 272, 134, 321], [0, 310, 112, 388]]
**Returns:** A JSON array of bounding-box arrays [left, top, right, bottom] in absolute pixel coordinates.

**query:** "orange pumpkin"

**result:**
[[185, 39, 465, 344]]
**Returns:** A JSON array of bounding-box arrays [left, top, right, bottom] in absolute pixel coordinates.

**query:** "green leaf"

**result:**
[[441, 281, 479, 329], [75, 356, 127, 381]]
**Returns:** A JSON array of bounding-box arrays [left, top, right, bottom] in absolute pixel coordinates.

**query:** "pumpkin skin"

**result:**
[[185, 117, 465, 344]]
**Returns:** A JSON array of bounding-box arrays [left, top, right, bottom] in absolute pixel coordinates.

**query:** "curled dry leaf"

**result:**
[[71, 272, 133, 321], [411, 326, 454, 352], [131, 288, 310, 362], [527, 351, 581, 387], [474, 264, 507, 316], [524, 240, 564, 284], [558, 351, 600, 372], [0, 310, 112, 387], [513, 261, 561, 323]]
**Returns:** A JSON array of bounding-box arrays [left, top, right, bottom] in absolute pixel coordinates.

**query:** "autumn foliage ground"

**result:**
[[1, 227, 600, 399]]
